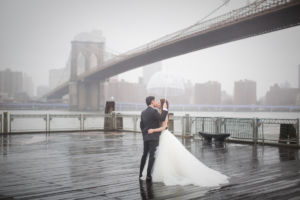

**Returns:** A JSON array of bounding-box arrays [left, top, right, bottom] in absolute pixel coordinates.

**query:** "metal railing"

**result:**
[[1, 112, 299, 147], [0, 112, 138, 134], [9, 114, 48, 133], [259, 118, 299, 144], [194, 116, 300, 146]]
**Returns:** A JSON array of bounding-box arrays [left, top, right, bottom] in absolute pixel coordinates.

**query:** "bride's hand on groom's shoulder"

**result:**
[[163, 102, 167, 109], [148, 129, 154, 134]]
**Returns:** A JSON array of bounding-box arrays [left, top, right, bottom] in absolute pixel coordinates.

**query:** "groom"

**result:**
[[139, 96, 168, 181]]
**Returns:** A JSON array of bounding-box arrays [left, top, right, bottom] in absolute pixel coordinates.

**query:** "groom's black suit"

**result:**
[[139, 106, 168, 179]]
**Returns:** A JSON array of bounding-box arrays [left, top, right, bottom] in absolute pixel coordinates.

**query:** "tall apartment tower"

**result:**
[[233, 79, 257, 105]]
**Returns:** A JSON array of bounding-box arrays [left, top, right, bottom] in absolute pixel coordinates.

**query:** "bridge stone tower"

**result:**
[[69, 41, 105, 110]]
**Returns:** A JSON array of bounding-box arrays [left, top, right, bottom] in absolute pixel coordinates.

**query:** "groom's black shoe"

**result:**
[[146, 176, 152, 182]]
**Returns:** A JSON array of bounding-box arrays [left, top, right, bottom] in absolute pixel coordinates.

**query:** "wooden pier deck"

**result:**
[[0, 132, 300, 200]]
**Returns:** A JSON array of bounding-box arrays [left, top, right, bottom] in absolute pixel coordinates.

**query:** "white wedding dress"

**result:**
[[141, 129, 229, 187]]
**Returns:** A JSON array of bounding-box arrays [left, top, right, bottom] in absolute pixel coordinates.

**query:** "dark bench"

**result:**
[[199, 132, 230, 144]]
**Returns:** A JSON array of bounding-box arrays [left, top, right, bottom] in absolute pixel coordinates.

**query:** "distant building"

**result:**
[[166, 81, 193, 104], [142, 62, 162, 86], [265, 84, 300, 105], [194, 81, 221, 105], [104, 78, 146, 103], [23, 73, 34, 97], [0, 93, 9, 103], [233, 79, 256, 105], [0, 69, 23, 98]]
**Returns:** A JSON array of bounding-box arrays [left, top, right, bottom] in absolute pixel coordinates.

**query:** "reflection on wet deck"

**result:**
[[0, 132, 300, 199]]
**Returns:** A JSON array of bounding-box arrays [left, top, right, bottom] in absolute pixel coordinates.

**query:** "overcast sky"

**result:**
[[0, 0, 299, 98]]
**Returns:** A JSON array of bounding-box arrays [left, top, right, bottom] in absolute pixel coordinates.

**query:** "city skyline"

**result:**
[[1, 66, 299, 103], [0, 0, 300, 98]]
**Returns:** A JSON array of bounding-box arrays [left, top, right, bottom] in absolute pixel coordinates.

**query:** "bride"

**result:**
[[141, 99, 229, 187]]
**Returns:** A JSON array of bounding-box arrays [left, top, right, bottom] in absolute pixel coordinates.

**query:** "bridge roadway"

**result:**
[[0, 131, 300, 199], [46, 1, 300, 100]]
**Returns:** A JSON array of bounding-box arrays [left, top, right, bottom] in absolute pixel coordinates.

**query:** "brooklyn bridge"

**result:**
[[44, 0, 300, 110]]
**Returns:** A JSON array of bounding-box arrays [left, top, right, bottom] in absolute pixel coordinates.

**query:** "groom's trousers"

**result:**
[[140, 140, 159, 178]]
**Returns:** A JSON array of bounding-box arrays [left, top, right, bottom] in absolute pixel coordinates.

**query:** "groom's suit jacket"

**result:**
[[140, 106, 168, 141]]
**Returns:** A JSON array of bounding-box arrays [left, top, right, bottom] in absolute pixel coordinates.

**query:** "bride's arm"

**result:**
[[148, 124, 166, 134], [148, 116, 168, 134]]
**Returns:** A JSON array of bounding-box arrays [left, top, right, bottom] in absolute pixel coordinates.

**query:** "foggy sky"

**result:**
[[0, 0, 300, 98]]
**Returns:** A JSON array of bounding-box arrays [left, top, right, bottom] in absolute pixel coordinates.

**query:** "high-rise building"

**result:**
[[142, 62, 162, 86], [265, 84, 300, 105], [194, 81, 221, 104], [233, 79, 256, 105], [0, 69, 23, 98], [104, 78, 146, 103], [23, 73, 34, 97]]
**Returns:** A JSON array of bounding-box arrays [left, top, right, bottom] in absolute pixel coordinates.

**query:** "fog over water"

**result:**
[[0, 0, 300, 98]]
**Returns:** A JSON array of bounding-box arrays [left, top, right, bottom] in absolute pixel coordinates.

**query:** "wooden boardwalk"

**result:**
[[0, 132, 300, 200]]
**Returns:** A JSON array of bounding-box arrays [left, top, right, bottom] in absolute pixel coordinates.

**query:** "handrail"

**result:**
[[2, 112, 299, 148]]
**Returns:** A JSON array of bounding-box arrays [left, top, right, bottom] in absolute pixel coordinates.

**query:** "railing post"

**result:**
[[181, 117, 185, 137], [44, 114, 47, 133], [49, 114, 52, 133], [215, 117, 220, 134], [46, 114, 49, 133], [253, 118, 258, 145], [224, 118, 227, 133], [168, 113, 174, 133], [0, 114, 3, 134], [80, 114, 84, 131], [9, 113, 12, 133], [296, 118, 299, 147], [112, 112, 117, 130], [185, 114, 190, 136], [133, 115, 137, 132], [3, 112, 8, 134], [194, 117, 197, 137]]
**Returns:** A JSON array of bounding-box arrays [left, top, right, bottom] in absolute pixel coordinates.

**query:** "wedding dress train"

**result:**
[[141, 129, 229, 187]]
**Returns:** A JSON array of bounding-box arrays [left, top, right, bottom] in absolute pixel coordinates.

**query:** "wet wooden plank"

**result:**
[[0, 132, 300, 199]]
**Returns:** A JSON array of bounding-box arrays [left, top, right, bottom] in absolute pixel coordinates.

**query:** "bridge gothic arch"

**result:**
[[69, 40, 105, 110], [70, 41, 104, 81], [76, 52, 85, 76], [89, 53, 98, 69]]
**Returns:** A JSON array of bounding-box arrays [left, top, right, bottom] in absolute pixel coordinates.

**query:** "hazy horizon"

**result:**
[[0, 0, 300, 98]]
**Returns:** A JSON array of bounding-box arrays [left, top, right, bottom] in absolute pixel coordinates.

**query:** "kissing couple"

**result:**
[[139, 96, 229, 187]]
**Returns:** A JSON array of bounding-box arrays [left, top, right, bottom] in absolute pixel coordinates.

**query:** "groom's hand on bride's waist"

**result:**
[[148, 129, 154, 134]]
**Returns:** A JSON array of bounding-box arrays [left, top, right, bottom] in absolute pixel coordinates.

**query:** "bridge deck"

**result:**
[[0, 132, 300, 200]]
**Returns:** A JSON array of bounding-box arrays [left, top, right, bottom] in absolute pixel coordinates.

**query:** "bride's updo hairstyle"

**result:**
[[160, 99, 169, 110]]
